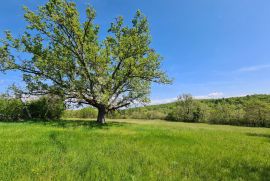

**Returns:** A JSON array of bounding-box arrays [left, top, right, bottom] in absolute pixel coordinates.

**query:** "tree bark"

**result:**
[[97, 106, 106, 124]]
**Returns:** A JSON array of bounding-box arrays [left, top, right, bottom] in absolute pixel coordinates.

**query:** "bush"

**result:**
[[0, 97, 24, 121], [107, 111, 122, 119], [0, 95, 65, 121], [62, 107, 98, 119], [27, 96, 65, 120]]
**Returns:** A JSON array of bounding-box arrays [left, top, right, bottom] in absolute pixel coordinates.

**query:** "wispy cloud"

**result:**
[[150, 92, 225, 105], [237, 64, 270, 72], [150, 97, 178, 105], [195, 92, 224, 99]]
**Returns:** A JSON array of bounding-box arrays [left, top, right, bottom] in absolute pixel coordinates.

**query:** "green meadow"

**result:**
[[0, 119, 269, 180]]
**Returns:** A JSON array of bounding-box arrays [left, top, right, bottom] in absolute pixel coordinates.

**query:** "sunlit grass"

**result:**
[[0, 119, 269, 180]]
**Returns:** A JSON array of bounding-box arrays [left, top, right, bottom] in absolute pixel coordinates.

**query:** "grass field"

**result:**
[[0, 119, 269, 180]]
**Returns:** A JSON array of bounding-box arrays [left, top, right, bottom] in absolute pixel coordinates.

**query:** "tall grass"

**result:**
[[0, 119, 269, 180]]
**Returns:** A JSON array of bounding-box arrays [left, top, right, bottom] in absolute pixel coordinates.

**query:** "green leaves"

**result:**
[[0, 0, 171, 114]]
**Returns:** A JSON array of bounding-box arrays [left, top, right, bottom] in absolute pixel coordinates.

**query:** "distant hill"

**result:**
[[127, 94, 270, 110], [116, 94, 270, 120]]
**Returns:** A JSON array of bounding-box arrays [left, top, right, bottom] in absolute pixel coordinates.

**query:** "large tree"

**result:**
[[0, 0, 170, 123]]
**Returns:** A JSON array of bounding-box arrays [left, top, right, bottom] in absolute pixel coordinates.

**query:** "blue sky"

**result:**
[[1, 0, 270, 103]]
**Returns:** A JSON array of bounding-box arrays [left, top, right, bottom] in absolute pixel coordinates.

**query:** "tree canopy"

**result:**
[[0, 0, 170, 123]]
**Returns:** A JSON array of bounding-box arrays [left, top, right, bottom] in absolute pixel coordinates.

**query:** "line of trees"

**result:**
[[166, 94, 270, 127], [2, 93, 270, 127], [63, 94, 270, 127], [0, 95, 64, 121]]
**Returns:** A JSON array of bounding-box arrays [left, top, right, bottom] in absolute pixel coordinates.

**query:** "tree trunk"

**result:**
[[97, 106, 106, 124]]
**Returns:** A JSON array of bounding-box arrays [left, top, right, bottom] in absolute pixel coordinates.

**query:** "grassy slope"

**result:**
[[0, 119, 270, 180]]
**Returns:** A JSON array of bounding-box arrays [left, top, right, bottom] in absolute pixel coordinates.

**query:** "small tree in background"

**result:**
[[166, 94, 208, 122], [0, 0, 171, 123], [177, 94, 195, 121]]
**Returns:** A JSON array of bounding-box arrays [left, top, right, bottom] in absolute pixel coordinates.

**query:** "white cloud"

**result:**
[[237, 64, 270, 72], [194, 92, 224, 99], [150, 92, 225, 105], [208, 92, 224, 98], [150, 97, 178, 105]]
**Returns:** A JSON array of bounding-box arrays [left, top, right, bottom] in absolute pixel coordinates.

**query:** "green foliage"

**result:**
[[27, 96, 65, 120], [166, 94, 209, 122], [0, 96, 24, 121], [208, 103, 245, 125], [0, 95, 64, 121], [94, 94, 270, 127], [66, 94, 270, 127], [243, 99, 270, 127], [165, 94, 270, 127], [0, 0, 171, 123], [62, 107, 98, 119], [0, 119, 269, 180]]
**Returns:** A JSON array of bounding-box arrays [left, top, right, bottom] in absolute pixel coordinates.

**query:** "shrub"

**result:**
[[0, 96, 24, 121], [27, 96, 65, 120], [62, 107, 98, 119]]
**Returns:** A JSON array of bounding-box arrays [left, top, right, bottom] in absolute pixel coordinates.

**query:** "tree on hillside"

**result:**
[[176, 94, 195, 121], [0, 0, 170, 123]]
